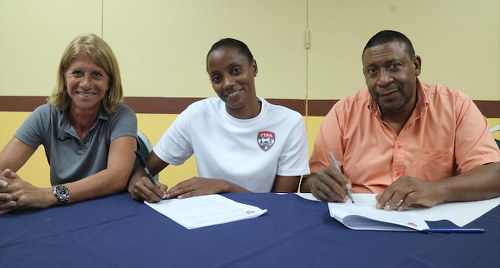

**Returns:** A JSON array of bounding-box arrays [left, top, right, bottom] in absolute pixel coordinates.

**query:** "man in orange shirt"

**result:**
[[301, 30, 500, 210]]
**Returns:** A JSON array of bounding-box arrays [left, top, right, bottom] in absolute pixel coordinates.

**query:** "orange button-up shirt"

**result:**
[[309, 80, 499, 194]]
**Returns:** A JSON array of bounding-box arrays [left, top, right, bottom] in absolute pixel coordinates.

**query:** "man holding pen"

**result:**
[[301, 30, 500, 210]]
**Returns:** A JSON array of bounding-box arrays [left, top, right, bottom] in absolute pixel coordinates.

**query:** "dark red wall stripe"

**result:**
[[0, 96, 498, 117]]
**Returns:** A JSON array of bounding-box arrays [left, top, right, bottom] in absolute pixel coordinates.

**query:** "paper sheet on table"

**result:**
[[145, 194, 267, 229], [296, 193, 500, 227], [328, 194, 429, 231], [411, 196, 500, 227]]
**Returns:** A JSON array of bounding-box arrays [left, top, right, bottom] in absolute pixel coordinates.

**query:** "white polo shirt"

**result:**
[[154, 97, 310, 192]]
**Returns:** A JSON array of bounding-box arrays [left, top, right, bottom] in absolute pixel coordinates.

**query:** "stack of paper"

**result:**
[[297, 193, 500, 230], [325, 194, 500, 231], [328, 194, 429, 231], [145, 194, 267, 229]]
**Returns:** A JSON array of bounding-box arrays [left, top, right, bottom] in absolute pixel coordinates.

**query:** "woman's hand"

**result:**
[[166, 177, 250, 199], [0, 169, 57, 215], [0, 177, 16, 214], [128, 173, 168, 203]]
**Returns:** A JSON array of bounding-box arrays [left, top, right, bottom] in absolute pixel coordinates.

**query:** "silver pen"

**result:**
[[329, 151, 354, 203]]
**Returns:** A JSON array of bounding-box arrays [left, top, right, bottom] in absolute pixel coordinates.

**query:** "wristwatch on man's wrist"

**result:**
[[53, 185, 69, 204]]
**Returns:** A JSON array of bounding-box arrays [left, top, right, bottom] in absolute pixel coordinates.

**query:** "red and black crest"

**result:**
[[257, 131, 275, 152]]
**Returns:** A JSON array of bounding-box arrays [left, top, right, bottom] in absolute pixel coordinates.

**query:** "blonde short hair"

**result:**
[[48, 34, 123, 113]]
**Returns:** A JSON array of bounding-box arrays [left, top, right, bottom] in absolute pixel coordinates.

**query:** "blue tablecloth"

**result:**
[[1, 192, 498, 267]]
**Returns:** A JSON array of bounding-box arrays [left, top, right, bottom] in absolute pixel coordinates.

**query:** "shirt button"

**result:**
[[397, 145, 402, 149]]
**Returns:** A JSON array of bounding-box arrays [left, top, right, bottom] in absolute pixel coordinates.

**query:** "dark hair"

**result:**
[[363, 30, 415, 59], [206, 38, 254, 70]]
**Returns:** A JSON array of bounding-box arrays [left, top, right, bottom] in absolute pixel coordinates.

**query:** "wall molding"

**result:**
[[0, 96, 498, 117]]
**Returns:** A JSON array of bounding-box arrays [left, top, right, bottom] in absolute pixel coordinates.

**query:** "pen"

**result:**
[[329, 151, 354, 204], [135, 151, 157, 186], [422, 228, 485, 233]]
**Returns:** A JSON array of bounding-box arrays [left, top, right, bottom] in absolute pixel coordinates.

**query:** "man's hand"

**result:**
[[128, 175, 168, 203], [309, 166, 352, 202], [165, 177, 232, 199], [376, 175, 443, 211]]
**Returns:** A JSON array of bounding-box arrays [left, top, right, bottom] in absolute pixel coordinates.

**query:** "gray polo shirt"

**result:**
[[14, 103, 137, 185]]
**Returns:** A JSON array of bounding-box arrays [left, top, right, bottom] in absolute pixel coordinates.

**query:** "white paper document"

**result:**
[[298, 193, 500, 228], [411, 197, 500, 227], [145, 194, 267, 229], [328, 194, 429, 231]]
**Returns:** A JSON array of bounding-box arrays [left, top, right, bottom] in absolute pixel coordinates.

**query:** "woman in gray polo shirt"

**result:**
[[0, 34, 137, 214]]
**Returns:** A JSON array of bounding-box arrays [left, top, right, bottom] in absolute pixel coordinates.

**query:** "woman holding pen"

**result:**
[[128, 38, 310, 202]]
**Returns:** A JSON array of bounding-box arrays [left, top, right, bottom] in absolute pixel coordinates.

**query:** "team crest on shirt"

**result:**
[[257, 131, 275, 152]]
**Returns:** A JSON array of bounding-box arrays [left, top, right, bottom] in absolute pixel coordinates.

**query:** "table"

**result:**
[[1, 193, 499, 267]]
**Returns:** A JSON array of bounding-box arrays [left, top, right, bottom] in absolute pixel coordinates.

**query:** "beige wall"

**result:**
[[308, 0, 500, 100], [104, 0, 308, 99], [1, 0, 499, 188], [0, 0, 103, 95], [1, 0, 499, 100]]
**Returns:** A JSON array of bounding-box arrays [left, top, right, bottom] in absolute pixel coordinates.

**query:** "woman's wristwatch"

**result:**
[[53, 185, 69, 204]]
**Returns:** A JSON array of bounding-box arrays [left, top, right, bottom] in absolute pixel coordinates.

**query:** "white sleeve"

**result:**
[[153, 108, 194, 166], [277, 116, 310, 176]]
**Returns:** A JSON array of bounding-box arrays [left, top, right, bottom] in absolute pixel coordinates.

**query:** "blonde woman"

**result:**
[[0, 34, 137, 214]]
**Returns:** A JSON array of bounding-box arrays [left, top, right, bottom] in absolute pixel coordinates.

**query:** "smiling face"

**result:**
[[65, 53, 110, 114], [362, 41, 421, 116], [207, 46, 260, 119]]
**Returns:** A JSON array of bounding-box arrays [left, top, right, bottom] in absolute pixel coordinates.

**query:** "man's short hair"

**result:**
[[363, 30, 415, 59]]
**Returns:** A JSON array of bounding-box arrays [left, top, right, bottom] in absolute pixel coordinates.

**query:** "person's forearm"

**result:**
[[128, 166, 147, 191], [300, 174, 314, 192], [66, 168, 131, 203], [36, 187, 59, 208], [437, 162, 500, 202], [0, 137, 37, 174], [272, 175, 300, 193], [222, 179, 251, 193]]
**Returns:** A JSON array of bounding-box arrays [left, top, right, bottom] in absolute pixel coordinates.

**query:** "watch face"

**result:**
[[56, 185, 69, 195], [54, 185, 69, 203]]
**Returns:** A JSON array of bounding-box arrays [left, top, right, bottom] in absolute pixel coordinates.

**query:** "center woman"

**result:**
[[128, 38, 309, 201]]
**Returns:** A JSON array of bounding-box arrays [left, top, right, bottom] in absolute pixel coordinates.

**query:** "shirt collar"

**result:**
[[56, 105, 110, 141], [408, 78, 428, 123]]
